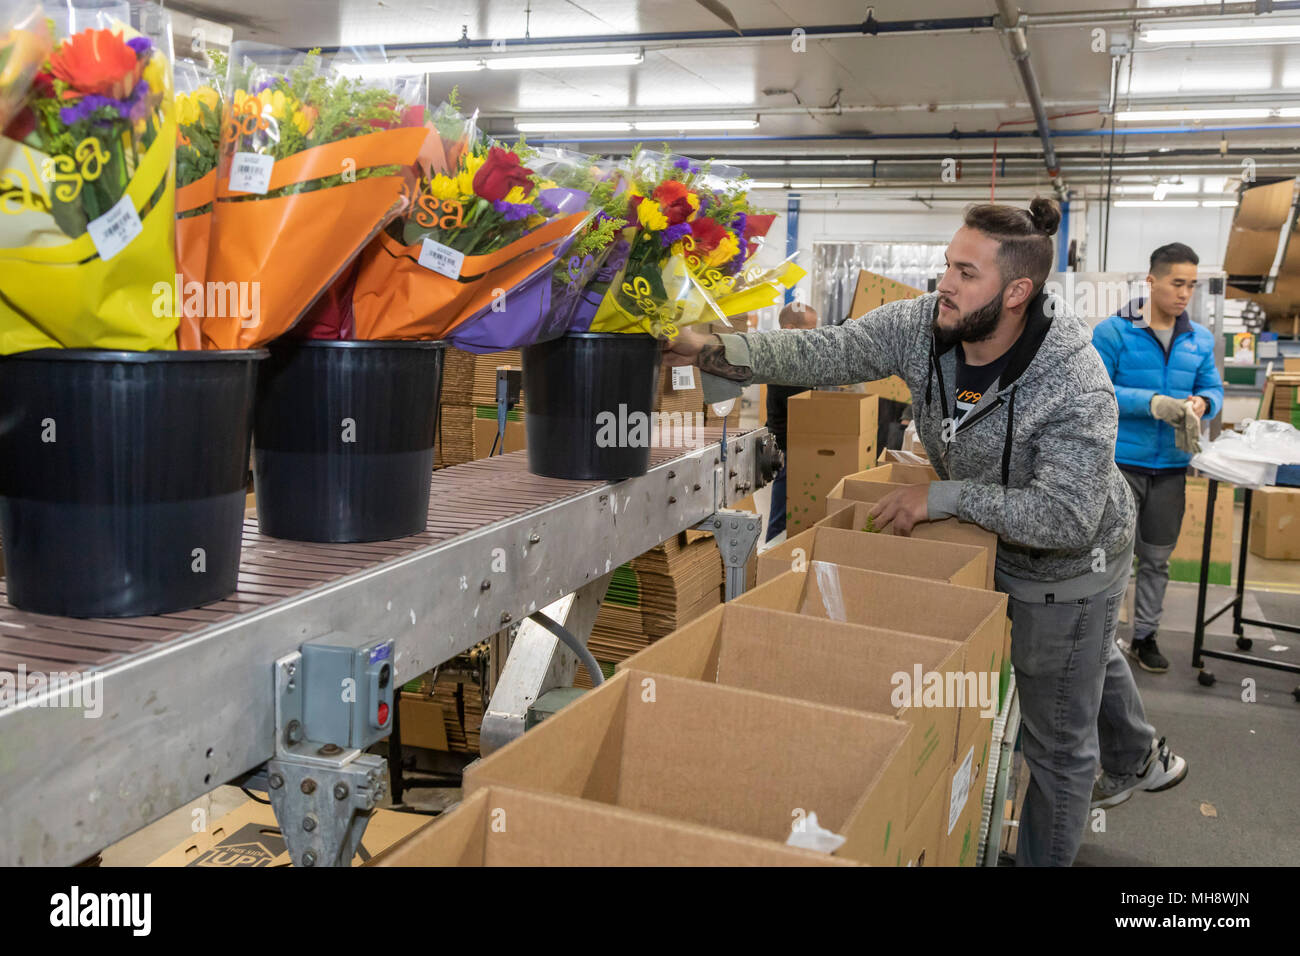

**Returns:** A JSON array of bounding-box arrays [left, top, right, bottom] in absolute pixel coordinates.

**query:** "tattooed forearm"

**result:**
[[697, 343, 752, 382]]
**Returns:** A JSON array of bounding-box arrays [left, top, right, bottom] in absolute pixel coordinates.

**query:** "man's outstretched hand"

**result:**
[[661, 326, 716, 367], [867, 484, 931, 536]]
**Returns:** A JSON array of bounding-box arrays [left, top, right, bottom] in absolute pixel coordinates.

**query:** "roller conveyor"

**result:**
[[0, 427, 773, 865]]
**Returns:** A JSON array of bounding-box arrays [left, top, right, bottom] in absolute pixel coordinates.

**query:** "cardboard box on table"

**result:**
[[370, 785, 857, 867], [819, 497, 999, 590], [1170, 477, 1234, 585], [757, 524, 987, 590], [463, 668, 915, 866], [941, 717, 996, 867], [150, 799, 426, 867], [1250, 486, 1300, 559], [785, 390, 878, 535], [618, 602, 961, 842]]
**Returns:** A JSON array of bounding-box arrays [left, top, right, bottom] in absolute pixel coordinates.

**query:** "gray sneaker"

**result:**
[[1091, 737, 1188, 809]]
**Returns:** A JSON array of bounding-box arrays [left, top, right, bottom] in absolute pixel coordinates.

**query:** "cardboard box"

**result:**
[[818, 498, 999, 590], [371, 785, 857, 866], [905, 773, 949, 867], [1250, 486, 1300, 560], [877, 448, 938, 474], [733, 565, 1007, 759], [786, 390, 878, 535], [1170, 477, 1234, 585], [464, 669, 914, 866], [471, 408, 526, 458], [757, 524, 987, 590], [149, 799, 427, 867], [940, 717, 995, 868], [618, 602, 963, 826], [852, 462, 941, 486], [861, 376, 912, 404], [848, 269, 925, 321], [399, 692, 450, 751]]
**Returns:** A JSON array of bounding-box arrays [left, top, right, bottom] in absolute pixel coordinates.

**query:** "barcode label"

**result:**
[[86, 194, 143, 262], [671, 366, 695, 390], [417, 237, 464, 279], [228, 151, 274, 194], [948, 744, 974, 835]]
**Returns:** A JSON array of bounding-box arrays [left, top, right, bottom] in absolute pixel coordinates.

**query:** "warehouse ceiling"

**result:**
[[165, 0, 1300, 198]]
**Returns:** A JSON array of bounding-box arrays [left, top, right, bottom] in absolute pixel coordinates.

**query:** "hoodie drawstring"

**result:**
[[1000, 385, 1017, 486], [925, 338, 934, 407]]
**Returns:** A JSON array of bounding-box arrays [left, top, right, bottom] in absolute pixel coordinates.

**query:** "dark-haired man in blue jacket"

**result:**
[[1092, 243, 1224, 676]]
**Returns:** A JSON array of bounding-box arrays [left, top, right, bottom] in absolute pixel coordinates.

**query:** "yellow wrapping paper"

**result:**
[[0, 101, 178, 353]]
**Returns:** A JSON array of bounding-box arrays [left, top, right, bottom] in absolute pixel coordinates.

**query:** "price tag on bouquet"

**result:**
[[86, 194, 144, 263], [417, 237, 465, 280], [671, 366, 696, 391], [228, 152, 275, 194]]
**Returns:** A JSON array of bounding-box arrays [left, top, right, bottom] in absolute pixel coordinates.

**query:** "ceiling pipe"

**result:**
[[993, 0, 1062, 193], [312, 2, 1300, 56], [526, 123, 1300, 145]]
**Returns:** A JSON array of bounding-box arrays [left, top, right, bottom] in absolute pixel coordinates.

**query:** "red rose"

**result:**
[[472, 146, 534, 202], [652, 179, 694, 225], [688, 216, 728, 254]]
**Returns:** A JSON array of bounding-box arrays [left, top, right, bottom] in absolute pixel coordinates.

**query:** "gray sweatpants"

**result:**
[[1120, 469, 1187, 637], [1010, 569, 1157, 867]]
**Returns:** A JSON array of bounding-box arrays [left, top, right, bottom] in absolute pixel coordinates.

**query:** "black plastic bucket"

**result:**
[[522, 332, 664, 480], [252, 340, 446, 542], [0, 349, 264, 618]]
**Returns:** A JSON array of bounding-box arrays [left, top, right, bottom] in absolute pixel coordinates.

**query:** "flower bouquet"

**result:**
[[0, 1, 51, 130], [171, 53, 221, 346], [0, 1, 177, 352], [192, 43, 430, 349], [584, 148, 736, 341], [346, 95, 590, 346]]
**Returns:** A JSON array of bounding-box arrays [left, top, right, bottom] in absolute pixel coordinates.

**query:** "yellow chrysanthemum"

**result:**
[[426, 174, 462, 202], [267, 89, 301, 122], [142, 55, 167, 98], [196, 86, 220, 112], [705, 232, 741, 268], [637, 198, 668, 231], [504, 185, 529, 204], [175, 92, 200, 127], [292, 109, 313, 135]]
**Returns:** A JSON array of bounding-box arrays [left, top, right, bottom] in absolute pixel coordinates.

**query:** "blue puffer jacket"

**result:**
[[1092, 298, 1224, 470]]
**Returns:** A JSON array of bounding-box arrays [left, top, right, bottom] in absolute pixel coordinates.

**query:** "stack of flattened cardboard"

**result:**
[[425, 671, 484, 754], [1262, 371, 1300, 428], [577, 531, 724, 685], [435, 348, 526, 468], [1223, 179, 1300, 331]]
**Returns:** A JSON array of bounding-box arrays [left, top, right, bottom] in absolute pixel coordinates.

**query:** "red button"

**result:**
[[377, 701, 390, 725]]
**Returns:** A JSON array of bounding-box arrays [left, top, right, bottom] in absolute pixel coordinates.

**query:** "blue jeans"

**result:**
[[1010, 569, 1156, 866], [765, 465, 787, 542]]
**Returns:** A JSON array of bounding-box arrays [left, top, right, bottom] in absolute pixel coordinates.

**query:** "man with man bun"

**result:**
[[665, 198, 1187, 867]]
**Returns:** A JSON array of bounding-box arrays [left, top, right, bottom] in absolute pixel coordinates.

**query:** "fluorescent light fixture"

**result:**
[[1114, 200, 1200, 207], [633, 118, 759, 130], [1140, 24, 1300, 44], [1202, 199, 1238, 207], [746, 181, 788, 189], [335, 59, 483, 77], [486, 51, 643, 70], [1116, 108, 1272, 121], [1281, 107, 1300, 117], [714, 158, 788, 165], [513, 120, 634, 132]]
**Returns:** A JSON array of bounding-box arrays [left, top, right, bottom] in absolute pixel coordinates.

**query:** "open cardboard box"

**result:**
[[941, 718, 996, 867], [464, 668, 917, 866], [785, 390, 878, 535], [734, 564, 1006, 760], [370, 785, 857, 866], [618, 602, 962, 828], [877, 448, 938, 473], [820, 497, 998, 590], [758, 524, 987, 589], [851, 463, 939, 485]]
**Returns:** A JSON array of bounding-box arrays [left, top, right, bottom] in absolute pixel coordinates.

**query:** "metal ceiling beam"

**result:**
[[994, 0, 1062, 191]]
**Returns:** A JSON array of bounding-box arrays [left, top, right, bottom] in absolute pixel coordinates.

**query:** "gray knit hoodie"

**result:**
[[706, 291, 1137, 600]]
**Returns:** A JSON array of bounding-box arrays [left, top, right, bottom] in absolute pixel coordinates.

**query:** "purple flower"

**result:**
[[254, 77, 281, 94], [673, 156, 699, 174], [127, 36, 153, 57], [60, 81, 153, 126], [493, 199, 535, 222], [660, 222, 692, 247], [731, 211, 747, 240]]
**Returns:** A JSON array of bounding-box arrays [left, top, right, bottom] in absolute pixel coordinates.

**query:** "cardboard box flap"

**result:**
[[787, 389, 876, 436], [759, 525, 987, 588], [371, 786, 857, 866]]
